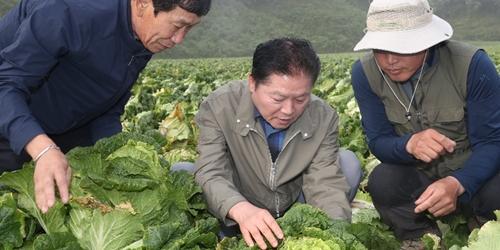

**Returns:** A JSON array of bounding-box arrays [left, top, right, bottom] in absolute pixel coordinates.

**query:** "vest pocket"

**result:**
[[425, 107, 467, 142], [426, 107, 464, 123], [418, 107, 470, 178]]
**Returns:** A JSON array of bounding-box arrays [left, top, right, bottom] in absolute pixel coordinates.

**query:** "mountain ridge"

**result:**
[[1, 0, 499, 58]]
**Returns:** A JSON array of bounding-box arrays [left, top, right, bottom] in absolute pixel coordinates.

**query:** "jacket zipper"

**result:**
[[249, 128, 275, 188], [273, 131, 300, 217], [128, 55, 135, 66], [250, 128, 301, 217]]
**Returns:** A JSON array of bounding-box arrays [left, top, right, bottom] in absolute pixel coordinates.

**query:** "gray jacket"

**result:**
[[194, 80, 350, 225]]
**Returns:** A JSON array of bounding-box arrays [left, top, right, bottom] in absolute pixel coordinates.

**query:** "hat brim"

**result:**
[[353, 15, 453, 54]]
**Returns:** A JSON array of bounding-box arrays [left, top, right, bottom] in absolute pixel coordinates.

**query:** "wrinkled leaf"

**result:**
[[0, 165, 68, 234], [0, 193, 26, 248], [68, 203, 143, 250], [33, 232, 82, 250]]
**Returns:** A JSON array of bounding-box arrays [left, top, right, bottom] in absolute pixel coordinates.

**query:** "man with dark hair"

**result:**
[[194, 37, 361, 249], [351, 0, 500, 247], [0, 0, 210, 213]]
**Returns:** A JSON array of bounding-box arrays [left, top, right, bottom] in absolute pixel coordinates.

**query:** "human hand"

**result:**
[[26, 135, 71, 213], [414, 176, 465, 217], [228, 201, 283, 249], [33, 150, 71, 213], [406, 128, 456, 163]]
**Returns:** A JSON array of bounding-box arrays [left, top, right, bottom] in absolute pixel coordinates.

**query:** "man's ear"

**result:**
[[248, 74, 256, 93], [135, 0, 149, 17]]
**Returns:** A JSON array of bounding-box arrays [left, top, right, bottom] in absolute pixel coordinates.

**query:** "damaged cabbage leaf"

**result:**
[[159, 103, 191, 144]]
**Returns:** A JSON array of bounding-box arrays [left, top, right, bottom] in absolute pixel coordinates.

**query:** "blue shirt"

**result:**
[[0, 0, 152, 154], [352, 49, 500, 202], [255, 111, 286, 162]]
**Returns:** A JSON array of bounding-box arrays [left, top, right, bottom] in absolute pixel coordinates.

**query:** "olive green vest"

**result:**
[[361, 41, 478, 178]]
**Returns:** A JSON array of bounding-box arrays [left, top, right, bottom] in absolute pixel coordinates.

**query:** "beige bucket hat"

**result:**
[[353, 0, 453, 54]]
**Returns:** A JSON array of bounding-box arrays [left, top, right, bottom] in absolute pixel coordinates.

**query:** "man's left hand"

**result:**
[[414, 176, 465, 217]]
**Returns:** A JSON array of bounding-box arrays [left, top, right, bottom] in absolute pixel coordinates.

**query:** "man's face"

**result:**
[[249, 73, 312, 129], [132, 0, 200, 53], [373, 50, 427, 82]]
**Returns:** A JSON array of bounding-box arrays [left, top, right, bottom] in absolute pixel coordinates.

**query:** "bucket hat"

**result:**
[[353, 0, 453, 54]]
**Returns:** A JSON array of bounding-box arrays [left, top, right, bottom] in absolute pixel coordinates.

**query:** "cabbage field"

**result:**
[[1, 51, 499, 249]]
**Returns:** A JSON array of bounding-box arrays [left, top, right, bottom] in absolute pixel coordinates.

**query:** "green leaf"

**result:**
[[216, 237, 253, 250], [300, 227, 346, 250], [347, 222, 400, 250], [277, 203, 334, 236], [437, 214, 469, 248], [281, 237, 342, 250], [68, 203, 144, 250], [166, 171, 205, 216], [32, 232, 82, 250], [163, 148, 198, 165], [66, 147, 102, 174], [159, 217, 219, 249], [143, 222, 188, 249], [93, 132, 163, 156], [462, 219, 500, 250], [422, 233, 441, 250], [352, 208, 379, 224], [0, 193, 26, 248], [0, 165, 68, 234], [106, 140, 164, 179]]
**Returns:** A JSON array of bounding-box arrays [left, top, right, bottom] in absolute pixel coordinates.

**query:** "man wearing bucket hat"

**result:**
[[351, 0, 500, 245]]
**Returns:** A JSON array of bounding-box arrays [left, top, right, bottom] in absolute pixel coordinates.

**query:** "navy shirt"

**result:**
[[255, 111, 286, 162], [0, 0, 152, 154], [352, 49, 500, 202]]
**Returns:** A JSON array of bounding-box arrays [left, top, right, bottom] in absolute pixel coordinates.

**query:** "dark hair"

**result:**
[[152, 0, 211, 16], [251, 37, 321, 87]]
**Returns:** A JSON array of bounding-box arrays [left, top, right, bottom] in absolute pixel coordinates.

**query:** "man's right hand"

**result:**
[[228, 201, 283, 249], [405, 128, 456, 163], [26, 135, 71, 213]]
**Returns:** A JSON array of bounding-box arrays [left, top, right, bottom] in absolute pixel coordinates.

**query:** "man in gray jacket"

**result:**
[[194, 38, 361, 249]]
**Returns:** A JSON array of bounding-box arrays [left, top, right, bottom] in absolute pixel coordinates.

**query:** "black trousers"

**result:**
[[0, 125, 96, 173], [367, 163, 500, 240]]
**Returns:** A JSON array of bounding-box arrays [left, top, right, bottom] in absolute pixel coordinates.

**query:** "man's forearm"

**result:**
[[452, 143, 500, 202], [369, 133, 417, 164]]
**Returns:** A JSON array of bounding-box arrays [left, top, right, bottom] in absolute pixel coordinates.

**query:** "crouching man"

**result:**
[[193, 38, 362, 249]]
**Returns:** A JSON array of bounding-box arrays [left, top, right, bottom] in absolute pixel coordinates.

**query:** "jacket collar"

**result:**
[[121, 0, 152, 55], [233, 82, 315, 140]]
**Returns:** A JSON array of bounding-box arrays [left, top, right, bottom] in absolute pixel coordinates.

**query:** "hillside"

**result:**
[[0, 0, 17, 17], [1, 0, 499, 58], [163, 0, 500, 58], [163, 0, 367, 58]]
